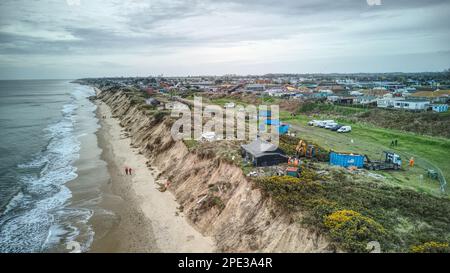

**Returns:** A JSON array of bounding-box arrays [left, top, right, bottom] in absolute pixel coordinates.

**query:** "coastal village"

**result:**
[[79, 72, 450, 253], [92, 73, 450, 111]]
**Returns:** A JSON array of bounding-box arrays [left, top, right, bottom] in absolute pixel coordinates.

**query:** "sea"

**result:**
[[0, 80, 112, 252]]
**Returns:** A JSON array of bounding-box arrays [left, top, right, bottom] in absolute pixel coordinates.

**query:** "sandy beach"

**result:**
[[90, 95, 215, 252]]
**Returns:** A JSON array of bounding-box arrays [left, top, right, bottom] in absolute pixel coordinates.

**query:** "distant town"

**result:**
[[83, 71, 450, 113]]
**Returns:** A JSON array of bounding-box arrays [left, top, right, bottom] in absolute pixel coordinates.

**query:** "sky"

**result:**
[[0, 0, 449, 79]]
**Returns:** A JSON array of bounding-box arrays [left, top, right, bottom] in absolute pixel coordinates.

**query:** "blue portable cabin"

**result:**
[[279, 124, 290, 135], [432, 104, 448, 113], [329, 152, 364, 168], [259, 123, 289, 135]]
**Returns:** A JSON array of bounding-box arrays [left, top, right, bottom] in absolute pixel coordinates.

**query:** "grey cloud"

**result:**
[[0, 0, 449, 78]]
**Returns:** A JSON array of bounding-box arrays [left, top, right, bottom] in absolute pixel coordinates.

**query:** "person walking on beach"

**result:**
[[125, 167, 129, 175], [129, 167, 132, 175]]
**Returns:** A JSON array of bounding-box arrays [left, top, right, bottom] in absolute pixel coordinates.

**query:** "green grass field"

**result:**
[[280, 111, 450, 197]]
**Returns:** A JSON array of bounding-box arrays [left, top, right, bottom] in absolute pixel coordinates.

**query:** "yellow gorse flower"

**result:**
[[324, 210, 361, 229]]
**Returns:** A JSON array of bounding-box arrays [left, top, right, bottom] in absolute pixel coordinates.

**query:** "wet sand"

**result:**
[[90, 97, 215, 252]]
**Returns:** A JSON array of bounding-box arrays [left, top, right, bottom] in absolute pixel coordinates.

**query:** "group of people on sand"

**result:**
[[125, 167, 133, 175]]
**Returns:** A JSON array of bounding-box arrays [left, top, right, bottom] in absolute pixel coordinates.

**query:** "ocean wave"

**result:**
[[0, 87, 97, 253]]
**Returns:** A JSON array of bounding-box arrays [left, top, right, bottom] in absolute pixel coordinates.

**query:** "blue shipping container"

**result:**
[[329, 152, 364, 168]]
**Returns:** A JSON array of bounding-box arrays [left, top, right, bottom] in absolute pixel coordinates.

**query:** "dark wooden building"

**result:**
[[241, 138, 287, 167]]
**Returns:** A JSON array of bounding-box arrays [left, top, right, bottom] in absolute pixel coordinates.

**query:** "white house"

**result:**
[[318, 89, 333, 94], [378, 97, 431, 110], [264, 88, 284, 97], [354, 96, 378, 105], [392, 100, 430, 111], [350, 90, 364, 96], [377, 97, 404, 108], [246, 84, 265, 91], [326, 95, 340, 102]]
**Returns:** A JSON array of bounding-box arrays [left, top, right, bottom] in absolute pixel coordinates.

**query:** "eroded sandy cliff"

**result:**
[[98, 89, 332, 252]]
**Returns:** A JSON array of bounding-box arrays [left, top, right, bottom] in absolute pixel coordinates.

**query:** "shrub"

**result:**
[[324, 210, 386, 252], [410, 241, 450, 253], [256, 175, 324, 211], [152, 111, 168, 124]]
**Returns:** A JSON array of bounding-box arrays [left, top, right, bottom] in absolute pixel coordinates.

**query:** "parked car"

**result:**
[[313, 120, 324, 127], [314, 121, 323, 127], [316, 120, 334, 128], [308, 120, 318, 126], [337, 126, 352, 133], [324, 122, 338, 129], [331, 124, 343, 131]]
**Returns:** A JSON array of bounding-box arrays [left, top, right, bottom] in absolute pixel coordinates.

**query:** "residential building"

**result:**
[[391, 100, 430, 111]]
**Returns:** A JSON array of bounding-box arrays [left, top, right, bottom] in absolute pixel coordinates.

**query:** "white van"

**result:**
[[337, 126, 352, 133]]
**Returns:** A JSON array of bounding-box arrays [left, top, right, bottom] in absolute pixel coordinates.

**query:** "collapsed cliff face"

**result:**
[[98, 89, 332, 252]]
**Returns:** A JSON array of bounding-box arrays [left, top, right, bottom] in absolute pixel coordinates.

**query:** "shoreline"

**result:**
[[90, 91, 215, 252]]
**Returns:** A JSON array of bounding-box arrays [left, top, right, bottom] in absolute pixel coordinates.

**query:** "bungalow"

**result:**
[[264, 88, 285, 97], [241, 138, 287, 167], [377, 97, 405, 108], [326, 95, 340, 102], [246, 84, 265, 92], [393, 100, 430, 111], [349, 90, 364, 96], [335, 97, 355, 104], [310, 92, 331, 99], [354, 96, 378, 105]]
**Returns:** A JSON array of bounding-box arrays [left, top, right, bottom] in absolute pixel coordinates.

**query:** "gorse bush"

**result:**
[[256, 174, 323, 211], [255, 169, 450, 252], [324, 210, 386, 252], [410, 241, 450, 253], [324, 210, 361, 229]]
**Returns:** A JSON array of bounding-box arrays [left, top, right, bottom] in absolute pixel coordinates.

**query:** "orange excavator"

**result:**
[[295, 139, 316, 158], [295, 140, 307, 157], [295, 139, 329, 161]]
